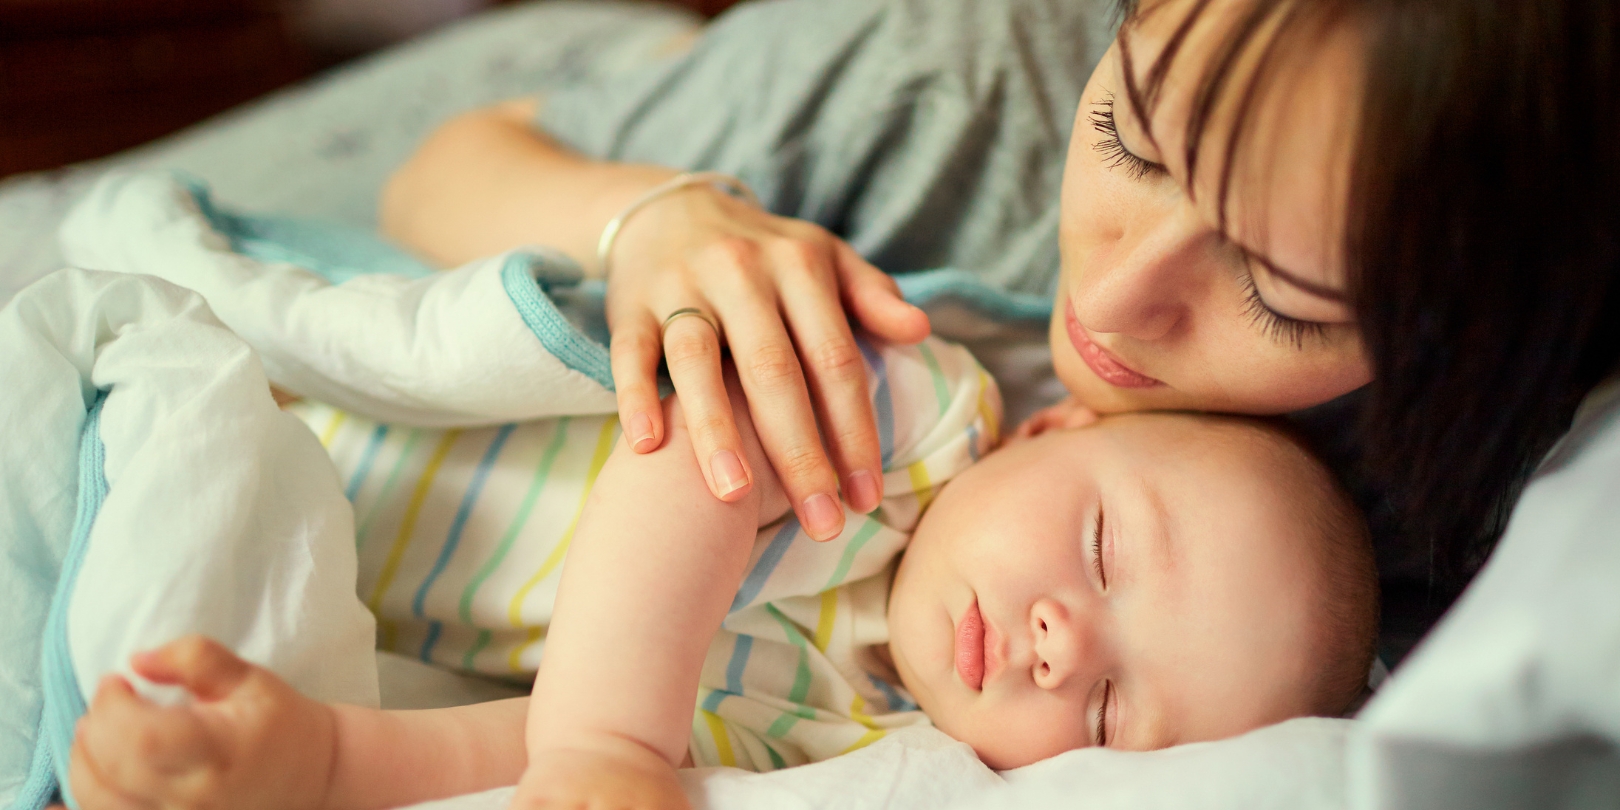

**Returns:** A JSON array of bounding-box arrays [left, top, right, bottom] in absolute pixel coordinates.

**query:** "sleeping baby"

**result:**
[[60, 336, 1377, 809]]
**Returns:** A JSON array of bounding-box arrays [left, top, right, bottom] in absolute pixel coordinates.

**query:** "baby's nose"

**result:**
[[1029, 597, 1091, 690]]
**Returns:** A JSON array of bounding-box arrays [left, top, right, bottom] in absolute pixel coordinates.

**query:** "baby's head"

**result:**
[[886, 412, 1376, 769]]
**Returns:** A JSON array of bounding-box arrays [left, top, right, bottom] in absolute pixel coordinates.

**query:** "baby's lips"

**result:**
[[956, 601, 986, 690]]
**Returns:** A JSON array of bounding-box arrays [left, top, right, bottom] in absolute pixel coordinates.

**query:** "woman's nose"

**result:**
[[1029, 597, 1095, 691], [1072, 204, 1207, 342]]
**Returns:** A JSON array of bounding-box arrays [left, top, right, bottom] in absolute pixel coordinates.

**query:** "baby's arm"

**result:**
[[63, 377, 785, 810], [516, 371, 790, 806]]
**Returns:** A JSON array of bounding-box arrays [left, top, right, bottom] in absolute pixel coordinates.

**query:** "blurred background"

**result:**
[[0, 0, 737, 178]]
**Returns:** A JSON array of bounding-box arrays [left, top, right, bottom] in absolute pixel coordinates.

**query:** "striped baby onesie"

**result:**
[[288, 335, 1001, 771]]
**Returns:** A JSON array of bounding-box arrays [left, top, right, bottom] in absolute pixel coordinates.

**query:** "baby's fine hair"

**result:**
[[1203, 416, 1380, 718]]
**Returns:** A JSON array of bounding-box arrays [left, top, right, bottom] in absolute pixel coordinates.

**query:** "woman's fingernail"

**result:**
[[629, 412, 656, 452], [803, 493, 843, 540], [711, 450, 749, 498], [846, 470, 881, 513]]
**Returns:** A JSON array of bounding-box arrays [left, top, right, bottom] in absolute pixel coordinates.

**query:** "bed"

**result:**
[[3, 3, 1616, 809]]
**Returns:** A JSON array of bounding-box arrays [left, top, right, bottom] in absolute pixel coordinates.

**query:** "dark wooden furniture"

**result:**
[[0, 0, 310, 177], [0, 0, 747, 179]]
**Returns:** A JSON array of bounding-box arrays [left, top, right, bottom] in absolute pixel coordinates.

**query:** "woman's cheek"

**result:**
[[1216, 334, 1373, 413]]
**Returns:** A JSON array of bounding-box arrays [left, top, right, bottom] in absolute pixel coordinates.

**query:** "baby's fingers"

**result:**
[[610, 312, 666, 454], [130, 635, 250, 702], [79, 676, 215, 797], [67, 730, 155, 810]]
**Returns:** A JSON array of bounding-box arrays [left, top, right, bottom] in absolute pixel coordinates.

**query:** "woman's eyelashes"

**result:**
[[1089, 95, 1165, 182], [1238, 267, 1329, 349]]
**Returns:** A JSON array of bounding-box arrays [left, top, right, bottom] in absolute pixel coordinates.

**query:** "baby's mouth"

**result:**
[[955, 600, 986, 691]]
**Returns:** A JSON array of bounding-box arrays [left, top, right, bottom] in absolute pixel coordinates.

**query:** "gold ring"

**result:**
[[661, 307, 722, 340]]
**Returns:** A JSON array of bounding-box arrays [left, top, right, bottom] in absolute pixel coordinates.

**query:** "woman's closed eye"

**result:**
[[1091, 504, 1108, 589], [1089, 95, 1166, 182], [1237, 261, 1330, 349]]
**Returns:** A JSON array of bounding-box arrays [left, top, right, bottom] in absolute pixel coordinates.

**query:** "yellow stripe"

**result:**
[[813, 589, 838, 652], [907, 460, 935, 512], [505, 419, 618, 669], [505, 627, 544, 673], [319, 410, 348, 449], [976, 370, 1000, 446], [368, 429, 460, 649], [838, 729, 886, 755], [702, 711, 737, 767], [849, 692, 877, 728], [367, 430, 460, 614]]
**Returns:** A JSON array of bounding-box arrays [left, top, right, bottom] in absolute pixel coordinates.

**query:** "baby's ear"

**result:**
[[1011, 397, 1100, 442]]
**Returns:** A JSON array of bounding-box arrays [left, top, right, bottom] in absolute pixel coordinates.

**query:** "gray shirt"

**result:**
[[537, 0, 1117, 298]]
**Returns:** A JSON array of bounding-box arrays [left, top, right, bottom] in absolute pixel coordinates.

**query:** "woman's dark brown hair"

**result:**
[[1115, 0, 1620, 588]]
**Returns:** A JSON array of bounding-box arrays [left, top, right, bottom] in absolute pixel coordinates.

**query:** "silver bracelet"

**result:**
[[593, 171, 760, 279]]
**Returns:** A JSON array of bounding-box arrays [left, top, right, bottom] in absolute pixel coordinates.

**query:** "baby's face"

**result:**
[[887, 415, 1330, 769]]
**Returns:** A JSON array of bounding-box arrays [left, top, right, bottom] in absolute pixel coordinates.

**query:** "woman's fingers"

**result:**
[[661, 311, 752, 502], [834, 241, 930, 344], [712, 289, 846, 541], [773, 242, 885, 515], [609, 312, 667, 454]]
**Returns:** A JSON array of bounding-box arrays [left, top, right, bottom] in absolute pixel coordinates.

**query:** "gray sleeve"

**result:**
[[537, 0, 1116, 296]]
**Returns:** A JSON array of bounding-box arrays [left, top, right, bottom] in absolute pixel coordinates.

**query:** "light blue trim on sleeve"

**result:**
[[499, 254, 617, 392], [894, 269, 1053, 322], [177, 172, 434, 284], [14, 392, 109, 810]]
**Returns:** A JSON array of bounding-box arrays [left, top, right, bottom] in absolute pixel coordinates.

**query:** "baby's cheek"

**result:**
[[948, 699, 1091, 771]]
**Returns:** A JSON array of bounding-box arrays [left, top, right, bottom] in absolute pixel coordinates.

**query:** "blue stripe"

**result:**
[[419, 622, 443, 665], [701, 689, 729, 713], [856, 338, 894, 468], [725, 636, 753, 695], [965, 424, 981, 462], [344, 424, 389, 502], [415, 424, 515, 661], [730, 519, 802, 612], [868, 674, 917, 713]]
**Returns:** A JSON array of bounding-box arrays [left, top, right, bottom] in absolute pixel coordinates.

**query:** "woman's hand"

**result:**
[[382, 99, 927, 540], [604, 183, 929, 541]]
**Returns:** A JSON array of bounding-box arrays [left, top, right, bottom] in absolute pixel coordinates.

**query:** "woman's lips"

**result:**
[[956, 600, 986, 691], [1065, 300, 1164, 389]]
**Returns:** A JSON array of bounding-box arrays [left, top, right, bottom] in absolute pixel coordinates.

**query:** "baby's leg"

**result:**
[[65, 636, 528, 810]]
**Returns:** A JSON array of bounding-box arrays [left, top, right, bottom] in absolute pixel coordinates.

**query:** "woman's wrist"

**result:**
[[594, 172, 759, 279]]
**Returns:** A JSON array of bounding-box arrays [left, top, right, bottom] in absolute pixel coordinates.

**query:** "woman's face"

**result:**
[[1053, 3, 1373, 415]]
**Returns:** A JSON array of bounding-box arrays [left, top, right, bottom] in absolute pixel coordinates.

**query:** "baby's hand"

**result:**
[[1012, 396, 1101, 442], [511, 738, 688, 810], [65, 635, 336, 810]]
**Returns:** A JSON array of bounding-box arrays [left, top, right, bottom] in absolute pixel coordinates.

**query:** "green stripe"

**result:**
[[764, 604, 817, 738], [458, 418, 572, 625], [763, 741, 787, 770], [824, 518, 882, 590], [462, 629, 493, 671], [916, 342, 951, 416], [356, 428, 423, 550]]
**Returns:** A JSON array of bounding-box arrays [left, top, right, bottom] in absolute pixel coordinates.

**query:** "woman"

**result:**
[[381, 0, 1617, 611]]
